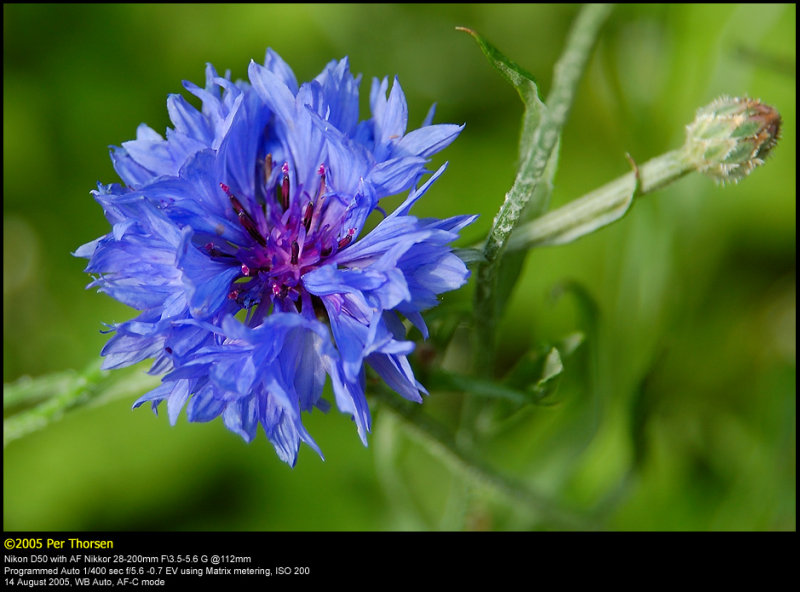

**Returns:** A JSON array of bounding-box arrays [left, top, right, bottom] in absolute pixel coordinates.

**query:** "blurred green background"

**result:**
[[3, 4, 795, 531]]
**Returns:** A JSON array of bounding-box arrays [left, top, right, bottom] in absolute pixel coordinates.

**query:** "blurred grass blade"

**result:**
[[550, 279, 601, 338], [376, 388, 595, 529]]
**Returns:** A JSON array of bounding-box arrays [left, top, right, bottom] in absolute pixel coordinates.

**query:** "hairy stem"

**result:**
[[475, 4, 612, 377], [3, 363, 158, 448], [507, 149, 690, 250]]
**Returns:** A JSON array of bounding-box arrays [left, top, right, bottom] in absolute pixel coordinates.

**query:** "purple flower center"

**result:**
[[210, 158, 354, 317]]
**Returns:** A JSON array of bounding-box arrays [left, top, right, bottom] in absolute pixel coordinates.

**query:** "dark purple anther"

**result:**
[[165, 347, 173, 354], [264, 153, 273, 185], [303, 202, 314, 232], [227, 289, 240, 300], [280, 162, 290, 210], [220, 183, 266, 247], [291, 241, 300, 265], [337, 228, 356, 249], [204, 242, 229, 258]]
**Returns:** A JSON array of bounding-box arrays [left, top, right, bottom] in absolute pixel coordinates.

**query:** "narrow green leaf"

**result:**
[[455, 26, 541, 107], [530, 347, 564, 401], [502, 346, 566, 405], [452, 247, 487, 267], [429, 342, 568, 408], [556, 330, 586, 358], [457, 25, 548, 265], [429, 369, 535, 405]]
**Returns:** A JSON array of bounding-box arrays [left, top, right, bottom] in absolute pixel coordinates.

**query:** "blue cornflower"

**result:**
[[76, 49, 475, 465]]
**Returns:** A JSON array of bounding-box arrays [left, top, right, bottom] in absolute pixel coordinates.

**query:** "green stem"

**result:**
[[3, 363, 159, 448], [507, 149, 691, 250], [475, 4, 611, 377], [3, 360, 101, 411]]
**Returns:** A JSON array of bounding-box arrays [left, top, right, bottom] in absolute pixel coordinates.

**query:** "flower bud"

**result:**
[[684, 96, 781, 184]]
